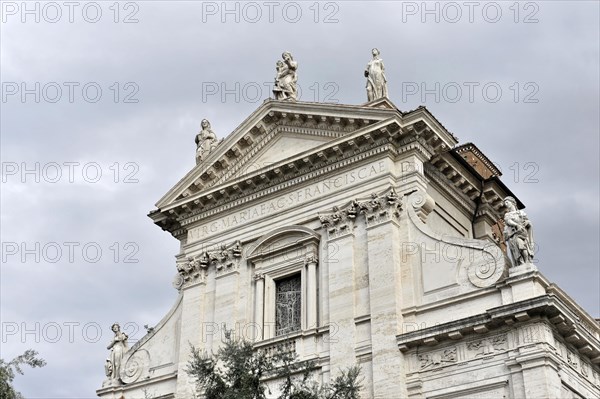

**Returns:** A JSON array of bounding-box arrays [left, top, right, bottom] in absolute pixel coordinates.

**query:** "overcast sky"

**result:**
[[1, 1, 599, 397]]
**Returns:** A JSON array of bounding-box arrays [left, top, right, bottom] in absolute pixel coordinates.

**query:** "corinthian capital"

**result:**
[[253, 272, 265, 281], [305, 252, 318, 266]]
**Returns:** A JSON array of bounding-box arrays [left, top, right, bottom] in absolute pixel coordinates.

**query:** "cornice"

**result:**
[[424, 162, 476, 215], [152, 101, 459, 235], [160, 138, 402, 238], [427, 150, 521, 216], [211, 122, 348, 188], [165, 116, 402, 211], [155, 116, 459, 238], [401, 105, 459, 147], [453, 142, 502, 177], [396, 294, 600, 365], [127, 293, 183, 353], [187, 146, 393, 222], [430, 153, 482, 201], [96, 371, 177, 396], [156, 101, 400, 208], [546, 284, 600, 340]]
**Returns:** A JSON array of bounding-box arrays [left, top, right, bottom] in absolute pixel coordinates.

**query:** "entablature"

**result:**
[[454, 142, 502, 179], [428, 149, 525, 220], [156, 100, 400, 207], [396, 294, 600, 365], [429, 152, 485, 204], [154, 133, 448, 238], [401, 105, 459, 149], [151, 100, 460, 238]]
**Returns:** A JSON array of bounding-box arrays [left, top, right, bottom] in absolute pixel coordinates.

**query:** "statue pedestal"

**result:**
[[502, 263, 546, 304], [508, 262, 538, 277], [102, 378, 122, 388]]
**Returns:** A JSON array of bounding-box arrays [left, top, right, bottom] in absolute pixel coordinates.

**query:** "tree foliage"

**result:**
[[0, 349, 46, 399], [186, 339, 361, 399]]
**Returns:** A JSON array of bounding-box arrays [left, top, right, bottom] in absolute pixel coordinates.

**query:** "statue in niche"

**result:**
[[364, 48, 388, 102], [503, 196, 534, 266], [273, 51, 298, 101], [195, 119, 219, 164], [106, 323, 128, 385]]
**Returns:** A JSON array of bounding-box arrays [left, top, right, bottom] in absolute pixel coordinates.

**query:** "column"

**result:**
[[254, 273, 265, 341], [305, 252, 318, 330]]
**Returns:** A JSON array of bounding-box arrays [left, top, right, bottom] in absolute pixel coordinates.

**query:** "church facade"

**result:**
[[96, 95, 600, 398]]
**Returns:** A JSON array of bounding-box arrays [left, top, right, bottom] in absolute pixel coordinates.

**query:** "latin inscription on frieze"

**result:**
[[188, 160, 387, 241]]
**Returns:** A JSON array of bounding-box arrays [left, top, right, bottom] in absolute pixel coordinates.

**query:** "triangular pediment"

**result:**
[[155, 100, 401, 209], [151, 99, 461, 236], [231, 132, 333, 179]]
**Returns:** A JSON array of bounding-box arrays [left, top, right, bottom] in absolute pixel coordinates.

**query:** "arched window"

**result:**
[[247, 226, 320, 341]]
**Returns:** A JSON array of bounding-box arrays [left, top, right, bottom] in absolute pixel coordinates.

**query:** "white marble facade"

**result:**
[[97, 98, 600, 399]]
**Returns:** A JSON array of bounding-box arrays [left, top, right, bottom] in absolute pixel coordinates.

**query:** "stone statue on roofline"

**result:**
[[365, 48, 388, 102], [104, 322, 128, 386], [195, 119, 219, 164], [273, 51, 298, 101], [503, 196, 535, 267]]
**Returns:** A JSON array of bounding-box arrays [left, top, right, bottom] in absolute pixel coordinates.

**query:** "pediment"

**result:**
[[150, 99, 463, 238], [247, 225, 320, 261], [155, 100, 401, 209], [231, 132, 333, 179]]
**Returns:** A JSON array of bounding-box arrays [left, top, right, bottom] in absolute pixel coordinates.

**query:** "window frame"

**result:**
[[248, 228, 319, 342]]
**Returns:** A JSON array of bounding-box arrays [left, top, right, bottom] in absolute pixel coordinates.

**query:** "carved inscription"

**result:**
[[188, 161, 387, 241]]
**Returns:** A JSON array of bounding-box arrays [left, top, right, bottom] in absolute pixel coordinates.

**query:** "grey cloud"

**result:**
[[1, 1, 598, 397]]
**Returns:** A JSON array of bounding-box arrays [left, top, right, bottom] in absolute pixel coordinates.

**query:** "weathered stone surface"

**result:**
[[98, 97, 599, 399]]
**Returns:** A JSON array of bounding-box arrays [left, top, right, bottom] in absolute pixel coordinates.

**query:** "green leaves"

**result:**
[[185, 338, 362, 399], [186, 339, 268, 399], [0, 349, 46, 399]]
